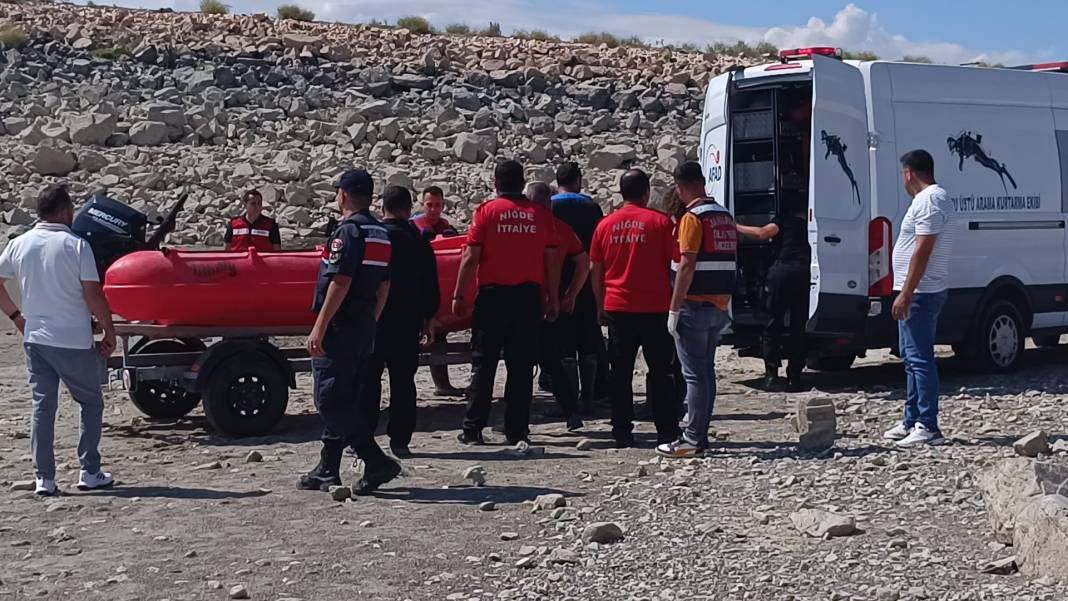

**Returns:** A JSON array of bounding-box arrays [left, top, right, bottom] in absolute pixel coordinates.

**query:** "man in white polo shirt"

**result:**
[[885, 150, 954, 448], [0, 185, 118, 496]]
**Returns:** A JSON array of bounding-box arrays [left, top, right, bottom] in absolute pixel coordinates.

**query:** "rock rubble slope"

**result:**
[[1, 3, 759, 245]]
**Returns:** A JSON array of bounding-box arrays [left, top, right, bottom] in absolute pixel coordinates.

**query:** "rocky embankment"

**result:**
[[0, 3, 758, 245]]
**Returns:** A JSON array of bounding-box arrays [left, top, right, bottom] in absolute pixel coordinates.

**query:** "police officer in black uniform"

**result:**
[[359, 186, 440, 458], [299, 169, 401, 494], [736, 196, 812, 392]]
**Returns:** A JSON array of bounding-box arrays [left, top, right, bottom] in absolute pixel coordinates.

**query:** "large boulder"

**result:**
[[977, 458, 1068, 544], [129, 121, 170, 146], [1013, 494, 1068, 581], [31, 141, 77, 176], [452, 133, 483, 163], [68, 113, 117, 146], [794, 397, 837, 452], [588, 144, 636, 170]]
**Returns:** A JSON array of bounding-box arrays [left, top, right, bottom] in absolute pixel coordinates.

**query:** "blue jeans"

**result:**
[[25, 343, 105, 480], [675, 301, 730, 444], [897, 291, 947, 433]]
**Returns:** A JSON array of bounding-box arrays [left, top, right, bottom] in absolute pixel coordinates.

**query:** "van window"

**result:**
[[1057, 131, 1068, 213]]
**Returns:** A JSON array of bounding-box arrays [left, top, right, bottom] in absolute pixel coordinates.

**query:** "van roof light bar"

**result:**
[[778, 47, 842, 62], [1009, 61, 1068, 73]]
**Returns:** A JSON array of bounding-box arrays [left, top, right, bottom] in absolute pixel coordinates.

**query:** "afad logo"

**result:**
[[705, 143, 723, 183]]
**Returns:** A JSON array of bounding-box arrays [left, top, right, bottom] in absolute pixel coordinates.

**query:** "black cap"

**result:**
[[334, 169, 374, 198]]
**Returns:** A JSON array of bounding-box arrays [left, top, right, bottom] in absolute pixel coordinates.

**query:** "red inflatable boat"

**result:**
[[104, 236, 475, 331]]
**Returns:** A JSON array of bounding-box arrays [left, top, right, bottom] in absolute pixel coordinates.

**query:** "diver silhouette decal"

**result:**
[[947, 132, 1017, 194], [820, 130, 861, 204]]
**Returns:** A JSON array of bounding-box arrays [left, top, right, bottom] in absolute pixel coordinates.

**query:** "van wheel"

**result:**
[[1033, 334, 1061, 348], [128, 340, 203, 419], [805, 355, 855, 372], [966, 300, 1025, 373], [202, 354, 289, 437]]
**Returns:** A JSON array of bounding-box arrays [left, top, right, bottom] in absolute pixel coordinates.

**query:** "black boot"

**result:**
[[430, 364, 465, 397], [763, 364, 780, 391], [297, 448, 342, 491], [352, 446, 401, 499], [537, 369, 554, 394]]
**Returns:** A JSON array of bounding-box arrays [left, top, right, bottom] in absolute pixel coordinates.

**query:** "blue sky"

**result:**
[[103, 1, 1061, 65]]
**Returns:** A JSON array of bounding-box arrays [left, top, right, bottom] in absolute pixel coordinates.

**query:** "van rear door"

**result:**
[[809, 55, 872, 336], [700, 71, 732, 205]]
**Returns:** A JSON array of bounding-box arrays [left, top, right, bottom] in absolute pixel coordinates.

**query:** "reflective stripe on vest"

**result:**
[[228, 216, 275, 252], [671, 201, 737, 296]]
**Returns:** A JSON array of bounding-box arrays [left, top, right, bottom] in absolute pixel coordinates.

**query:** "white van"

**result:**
[[700, 47, 1068, 373]]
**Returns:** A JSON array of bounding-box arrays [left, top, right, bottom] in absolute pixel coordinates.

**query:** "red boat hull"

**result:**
[[104, 236, 476, 331]]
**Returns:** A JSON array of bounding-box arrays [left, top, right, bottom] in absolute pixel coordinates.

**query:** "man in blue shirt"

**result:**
[[551, 163, 606, 414]]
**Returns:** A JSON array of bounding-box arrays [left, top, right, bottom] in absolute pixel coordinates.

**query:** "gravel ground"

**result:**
[[0, 322, 1065, 601]]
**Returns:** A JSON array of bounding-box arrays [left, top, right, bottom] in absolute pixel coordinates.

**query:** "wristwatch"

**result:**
[[8, 309, 20, 321]]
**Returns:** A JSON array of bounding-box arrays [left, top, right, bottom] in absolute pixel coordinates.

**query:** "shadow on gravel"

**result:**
[[736, 344, 1068, 398], [79, 486, 271, 500], [373, 485, 578, 506], [418, 449, 586, 462]]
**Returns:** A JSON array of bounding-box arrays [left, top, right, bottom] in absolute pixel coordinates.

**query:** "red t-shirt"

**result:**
[[590, 203, 674, 313], [553, 217, 584, 272], [467, 195, 557, 286]]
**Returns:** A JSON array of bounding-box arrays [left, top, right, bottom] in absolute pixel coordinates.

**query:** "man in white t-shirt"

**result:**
[[885, 150, 954, 448], [0, 185, 118, 496]]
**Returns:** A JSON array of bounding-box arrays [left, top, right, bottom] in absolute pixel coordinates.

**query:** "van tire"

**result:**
[[962, 299, 1025, 373], [805, 355, 855, 372]]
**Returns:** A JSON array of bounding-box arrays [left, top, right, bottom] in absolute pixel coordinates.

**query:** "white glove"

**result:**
[[667, 310, 680, 339]]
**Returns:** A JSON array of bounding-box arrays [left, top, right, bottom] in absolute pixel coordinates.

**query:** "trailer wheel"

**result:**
[[805, 355, 855, 372], [128, 340, 203, 419], [202, 354, 289, 438], [1033, 334, 1061, 348], [962, 299, 1024, 373]]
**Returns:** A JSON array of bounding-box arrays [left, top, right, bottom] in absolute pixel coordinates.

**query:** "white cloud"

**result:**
[[763, 4, 1033, 65], [89, 1, 1038, 65]]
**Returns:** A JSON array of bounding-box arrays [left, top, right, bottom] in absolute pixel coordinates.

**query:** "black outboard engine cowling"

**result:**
[[71, 195, 150, 281]]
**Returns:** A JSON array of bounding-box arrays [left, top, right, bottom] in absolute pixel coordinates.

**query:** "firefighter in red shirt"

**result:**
[[224, 190, 282, 251], [452, 161, 561, 445], [528, 181, 588, 432], [590, 169, 679, 448]]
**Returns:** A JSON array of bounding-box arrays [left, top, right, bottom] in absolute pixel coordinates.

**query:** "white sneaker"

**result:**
[[896, 423, 946, 448], [77, 470, 114, 491], [883, 422, 911, 441], [35, 478, 58, 497]]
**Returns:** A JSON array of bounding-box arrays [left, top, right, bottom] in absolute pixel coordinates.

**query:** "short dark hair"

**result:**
[[673, 161, 705, 187], [619, 169, 650, 202], [556, 162, 582, 189], [494, 160, 526, 195], [526, 182, 552, 205], [243, 189, 262, 203], [900, 149, 935, 178], [37, 184, 73, 220], [423, 185, 444, 198], [382, 186, 413, 215]]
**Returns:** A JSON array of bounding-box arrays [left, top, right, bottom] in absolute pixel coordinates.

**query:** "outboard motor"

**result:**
[[72, 193, 188, 280]]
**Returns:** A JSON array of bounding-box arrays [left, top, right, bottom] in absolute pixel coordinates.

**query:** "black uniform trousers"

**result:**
[[312, 322, 389, 475], [463, 283, 541, 441], [555, 292, 603, 359], [537, 317, 580, 418], [605, 311, 680, 444], [764, 261, 810, 378], [360, 321, 420, 449]]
